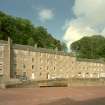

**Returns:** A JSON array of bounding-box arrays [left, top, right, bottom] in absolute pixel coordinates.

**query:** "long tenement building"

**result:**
[[0, 38, 105, 82]]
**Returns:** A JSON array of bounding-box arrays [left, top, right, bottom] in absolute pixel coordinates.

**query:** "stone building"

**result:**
[[0, 38, 105, 82]]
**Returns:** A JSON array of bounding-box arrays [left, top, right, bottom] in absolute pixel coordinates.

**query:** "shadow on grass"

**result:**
[[39, 97, 105, 105]]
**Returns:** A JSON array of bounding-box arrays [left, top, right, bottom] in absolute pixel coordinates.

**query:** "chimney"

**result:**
[[55, 47, 58, 51], [8, 37, 12, 48], [34, 44, 37, 48]]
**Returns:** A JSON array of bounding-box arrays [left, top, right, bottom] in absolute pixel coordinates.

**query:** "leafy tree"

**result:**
[[0, 11, 63, 51], [27, 37, 34, 46], [71, 35, 105, 59]]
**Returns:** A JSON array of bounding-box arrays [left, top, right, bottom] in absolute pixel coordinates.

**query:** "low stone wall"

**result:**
[[0, 76, 6, 89], [5, 78, 105, 88], [6, 79, 68, 88], [68, 78, 105, 87], [4, 79, 22, 88]]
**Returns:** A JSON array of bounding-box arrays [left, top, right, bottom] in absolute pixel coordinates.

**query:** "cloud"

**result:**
[[63, 0, 105, 50], [38, 8, 54, 22]]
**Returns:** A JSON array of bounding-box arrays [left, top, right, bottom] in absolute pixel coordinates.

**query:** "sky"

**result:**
[[0, 0, 105, 50]]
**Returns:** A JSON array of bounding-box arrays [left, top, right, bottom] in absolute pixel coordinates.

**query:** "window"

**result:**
[[32, 58, 34, 62], [78, 72, 81, 74], [86, 72, 89, 75], [40, 72, 42, 76], [32, 65, 34, 69], [78, 72, 81, 76], [23, 64, 26, 69], [0, 63, 3, 71], [0, 46, 4, 57], [47, 66, 48, 70]]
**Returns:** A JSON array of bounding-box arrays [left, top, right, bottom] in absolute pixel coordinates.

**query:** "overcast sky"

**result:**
[[0, 0, 105, 49]]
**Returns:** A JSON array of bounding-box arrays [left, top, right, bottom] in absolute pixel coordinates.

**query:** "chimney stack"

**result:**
[[34, 44, 37, 48]]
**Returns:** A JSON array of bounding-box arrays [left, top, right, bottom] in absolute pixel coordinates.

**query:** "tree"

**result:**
[[71, 35, 105, 59], [0, 11, 63, 51], [28, 37, 34, 46]]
